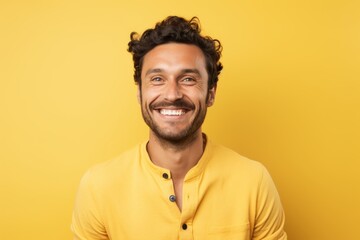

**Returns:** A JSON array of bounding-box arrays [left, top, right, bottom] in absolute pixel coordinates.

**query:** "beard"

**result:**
[[140, 98, 207, 145]]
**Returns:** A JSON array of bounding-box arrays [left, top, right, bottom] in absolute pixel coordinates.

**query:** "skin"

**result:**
[[138, 43, 216, 210]]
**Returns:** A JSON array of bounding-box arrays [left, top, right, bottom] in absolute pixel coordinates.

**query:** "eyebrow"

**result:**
[[145, 68, 163, 76], [144, 68, 201, 76], [181, 69, 201, 76]]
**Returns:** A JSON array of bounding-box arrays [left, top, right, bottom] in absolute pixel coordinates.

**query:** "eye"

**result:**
[[152, 76, 162, 82], [150, 76, 164, 85], [181, 77, 196, 85]]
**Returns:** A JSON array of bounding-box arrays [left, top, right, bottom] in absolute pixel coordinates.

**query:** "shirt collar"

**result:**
[[139, 134, 212, 181]]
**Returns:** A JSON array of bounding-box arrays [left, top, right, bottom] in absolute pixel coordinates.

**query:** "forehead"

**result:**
[[141, 43, 206, 73]]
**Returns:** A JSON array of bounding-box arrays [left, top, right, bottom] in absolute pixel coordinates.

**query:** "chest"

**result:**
[[100, 173, 255, 240]]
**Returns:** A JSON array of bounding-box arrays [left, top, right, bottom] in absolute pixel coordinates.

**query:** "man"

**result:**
[[71, 16, 287, 240]]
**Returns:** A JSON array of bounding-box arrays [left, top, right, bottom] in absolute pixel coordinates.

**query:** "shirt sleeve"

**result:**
[[252, 164, 287, 240], [71, 169, 109, 240]]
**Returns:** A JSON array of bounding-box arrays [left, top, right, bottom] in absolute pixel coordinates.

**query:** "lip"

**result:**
[[152, 105, 193, 111], [151, 100, 194, 111], [152, 107, 192, 119], [150, 101, 194, 120]]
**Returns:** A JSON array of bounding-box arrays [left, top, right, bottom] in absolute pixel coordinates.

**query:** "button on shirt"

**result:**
[[71, 138, 287, 240]]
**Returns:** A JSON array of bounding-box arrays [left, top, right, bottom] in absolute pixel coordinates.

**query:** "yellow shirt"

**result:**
[[71, 139, 287, 240]]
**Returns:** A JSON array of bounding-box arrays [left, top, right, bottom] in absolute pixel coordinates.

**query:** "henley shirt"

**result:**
[[71, 139, 287, 240]]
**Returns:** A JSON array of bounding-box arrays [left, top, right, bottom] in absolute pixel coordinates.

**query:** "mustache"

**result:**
[[150, 99, 195, 110]]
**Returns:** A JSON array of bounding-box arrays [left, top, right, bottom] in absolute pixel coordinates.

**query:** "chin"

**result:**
[[153, 128, 200, 144]]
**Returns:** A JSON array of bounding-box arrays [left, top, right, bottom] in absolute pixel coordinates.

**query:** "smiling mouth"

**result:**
[[159, 109, 186, 116]]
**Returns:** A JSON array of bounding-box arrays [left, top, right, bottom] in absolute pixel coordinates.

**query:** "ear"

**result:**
[[207, 85, 217, 107], [137, 85, 141, 104]]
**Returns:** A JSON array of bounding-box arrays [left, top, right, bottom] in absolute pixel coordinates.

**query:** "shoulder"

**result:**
[[208, 142, 267, 175], [79, 144, 142, 189], [205, 141, 274, 191]]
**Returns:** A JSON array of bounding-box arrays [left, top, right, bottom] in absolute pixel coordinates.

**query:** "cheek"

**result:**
[[141, 89, 161, 107]]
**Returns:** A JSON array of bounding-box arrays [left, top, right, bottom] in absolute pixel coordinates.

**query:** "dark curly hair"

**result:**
[[127, 16, 223, 89]]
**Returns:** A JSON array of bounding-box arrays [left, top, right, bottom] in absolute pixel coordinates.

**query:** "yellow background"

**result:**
[[1, 0, 359, 239]]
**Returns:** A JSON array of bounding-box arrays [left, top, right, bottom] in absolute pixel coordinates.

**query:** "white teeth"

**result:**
[[160, 109, 185, 116]]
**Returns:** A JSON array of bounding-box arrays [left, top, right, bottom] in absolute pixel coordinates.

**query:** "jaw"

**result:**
[[141, 99, 207, 146], [149, 126, 203, 150]]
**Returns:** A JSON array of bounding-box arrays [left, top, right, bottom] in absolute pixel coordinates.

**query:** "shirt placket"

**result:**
[[179, 179, 198, 240]]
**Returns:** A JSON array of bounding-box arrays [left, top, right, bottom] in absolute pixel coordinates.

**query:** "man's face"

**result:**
[[138, 43, 216, 143]]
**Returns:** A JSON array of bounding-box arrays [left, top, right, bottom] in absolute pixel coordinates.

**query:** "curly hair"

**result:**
[[127, 16, 223, 89]]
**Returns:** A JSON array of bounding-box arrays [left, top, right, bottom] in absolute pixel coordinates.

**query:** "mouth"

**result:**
[[159, 109, 186, 116], [152, 101, 194, 117]]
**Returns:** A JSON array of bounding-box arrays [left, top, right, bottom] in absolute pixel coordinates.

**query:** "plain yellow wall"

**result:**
[[1, 0, 359, 239]]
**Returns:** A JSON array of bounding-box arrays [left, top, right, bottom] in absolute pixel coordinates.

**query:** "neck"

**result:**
[[146, 130, 206, 181]]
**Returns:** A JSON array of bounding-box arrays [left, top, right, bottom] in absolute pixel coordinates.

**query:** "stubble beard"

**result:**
[[140, 99, 208, 146]]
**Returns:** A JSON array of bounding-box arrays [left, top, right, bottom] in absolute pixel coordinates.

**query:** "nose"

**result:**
[[164, 80, 183, 101]]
